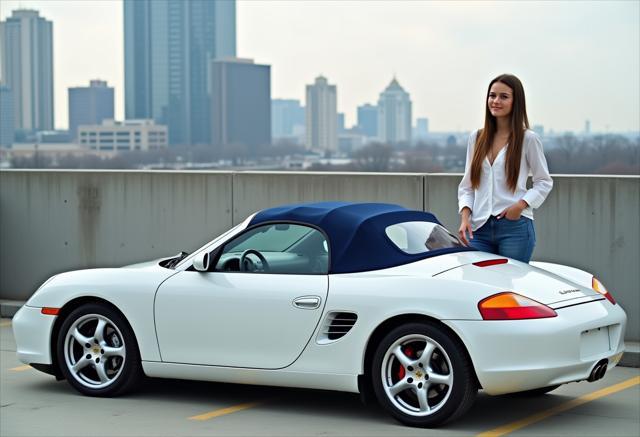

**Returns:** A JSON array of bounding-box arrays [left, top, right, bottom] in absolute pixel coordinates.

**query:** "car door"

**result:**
[[154, 223, 329, 369]]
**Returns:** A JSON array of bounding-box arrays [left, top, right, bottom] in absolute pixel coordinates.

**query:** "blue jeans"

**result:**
[[470, 216, 536, 263]]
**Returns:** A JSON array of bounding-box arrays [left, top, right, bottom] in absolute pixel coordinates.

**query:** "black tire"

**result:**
[[56, 303, 142, 397], [508, 385, 560, 397], [371, 322, 477, 427]]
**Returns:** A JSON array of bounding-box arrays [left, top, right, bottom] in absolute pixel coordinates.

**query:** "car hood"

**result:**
[[123, 258, 164, 269], [434, 255, 602, 307]]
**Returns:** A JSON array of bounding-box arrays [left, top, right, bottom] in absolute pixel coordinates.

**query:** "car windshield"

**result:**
[[385, 221, 464, 254], [224, 224, 314, 253]]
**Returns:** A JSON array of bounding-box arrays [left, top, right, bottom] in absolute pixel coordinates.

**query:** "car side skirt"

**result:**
[[141, 361, 360, 393]]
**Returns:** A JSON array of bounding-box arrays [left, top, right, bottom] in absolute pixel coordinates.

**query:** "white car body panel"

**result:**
[[12, 209, 628, 397], [142, 362, 359, 393], [530, 261, 596, 289], [434, 258, 602, 306], [13, 306, 57, 364], [155, 271, 328, 368], [24, 265, 174, 362], [446, 301, 626, 394]]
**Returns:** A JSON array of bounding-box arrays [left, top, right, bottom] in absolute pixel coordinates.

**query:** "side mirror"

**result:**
[[193, 252, 210, 272]]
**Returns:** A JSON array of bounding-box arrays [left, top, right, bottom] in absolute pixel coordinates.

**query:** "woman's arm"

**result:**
[[522, 132, 553, 209], [457, 131, 477, 213], [457, 132, 477, 244]]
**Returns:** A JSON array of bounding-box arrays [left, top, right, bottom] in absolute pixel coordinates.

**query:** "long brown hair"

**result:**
[[470, 74, 530, 191]]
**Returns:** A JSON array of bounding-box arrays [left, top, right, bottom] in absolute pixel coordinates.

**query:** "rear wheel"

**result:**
[[56, 303, 141, 396], [371, 322, 477, 427]]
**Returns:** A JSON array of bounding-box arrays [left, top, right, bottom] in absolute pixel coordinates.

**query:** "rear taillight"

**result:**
[[478, 292, 557, 320], [592, 277, 616, 305]]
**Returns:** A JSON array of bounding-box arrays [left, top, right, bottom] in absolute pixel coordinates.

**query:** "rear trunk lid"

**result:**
[[434, 256, 603, 307]]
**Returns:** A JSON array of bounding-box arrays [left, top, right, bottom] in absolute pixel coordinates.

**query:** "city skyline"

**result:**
[[0, 1, 638, 133], [124, 0, 236, 145]]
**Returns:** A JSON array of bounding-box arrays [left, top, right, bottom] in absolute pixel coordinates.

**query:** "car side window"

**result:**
[[214, 223, 329, 274]]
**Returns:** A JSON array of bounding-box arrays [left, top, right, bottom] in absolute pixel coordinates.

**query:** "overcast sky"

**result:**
[[1, 0, 638, 133]]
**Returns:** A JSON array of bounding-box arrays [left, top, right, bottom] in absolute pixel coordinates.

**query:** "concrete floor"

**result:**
[[1, 318, 639, 437]]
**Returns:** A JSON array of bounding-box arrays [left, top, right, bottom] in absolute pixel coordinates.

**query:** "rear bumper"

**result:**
[[446, 300, 627, 395], [13, 305, 56, 365]]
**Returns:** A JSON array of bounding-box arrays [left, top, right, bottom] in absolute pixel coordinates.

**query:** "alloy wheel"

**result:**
[[63, 313, 127, 390], [380, 334, 453, 417]]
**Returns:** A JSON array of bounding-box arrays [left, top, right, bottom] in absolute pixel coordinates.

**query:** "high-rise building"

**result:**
[[377, 78, 412, 144], [0, 85, 14, 147], [337, 113, 345, 133], [357, 103, 378, 138], [414, 117, 429, 141], [305, 76, 337, 152], [124, 0, 236, 145], [272, 99, 305, 138], [68, 80, 115, 142], [0, 9, 54, 133], [210, 58, 271, 150], [584, 120, 591, 135]]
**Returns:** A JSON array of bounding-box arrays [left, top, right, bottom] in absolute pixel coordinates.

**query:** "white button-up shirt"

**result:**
[[458, 129, 553, 231]]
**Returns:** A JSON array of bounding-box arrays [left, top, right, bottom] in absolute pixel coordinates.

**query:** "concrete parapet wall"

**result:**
[[1, 170, 638, 341]]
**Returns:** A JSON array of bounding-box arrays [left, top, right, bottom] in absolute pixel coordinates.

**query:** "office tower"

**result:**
[[272, 99, 305, 138], [305, 76, 337, 152], [337, 113, 345, 133], [585, 120, 591, 135], [124, 0, 236, 145], [415, 117, 429, 140], [78, 119, 168, 152], [357, 103, 378, 138], [68, 80, 115, 142], [0, 10, 54, 133], [210, 58, 271, 150], [0, 86, 14, 146], [377, 78, 412, 144]]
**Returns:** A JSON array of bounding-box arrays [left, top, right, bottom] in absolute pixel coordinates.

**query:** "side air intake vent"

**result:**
[[317, 312, 358, 344]]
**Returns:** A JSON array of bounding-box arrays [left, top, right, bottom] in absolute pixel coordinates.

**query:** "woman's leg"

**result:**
[[496, 217, 536, 263], [469, 219, 498, 254]]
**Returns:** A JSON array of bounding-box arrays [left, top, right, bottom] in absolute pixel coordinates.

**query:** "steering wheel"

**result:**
[[239, 249, 270, 272]]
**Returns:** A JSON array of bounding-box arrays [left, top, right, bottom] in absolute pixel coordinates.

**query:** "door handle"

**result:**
[[293, 296, 321, 310]]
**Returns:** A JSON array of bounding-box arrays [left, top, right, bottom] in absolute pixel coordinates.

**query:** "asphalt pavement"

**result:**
[[1, 318, 638, 437]]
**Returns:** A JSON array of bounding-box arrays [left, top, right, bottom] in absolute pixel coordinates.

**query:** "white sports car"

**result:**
[[13, 202, 627, 427]]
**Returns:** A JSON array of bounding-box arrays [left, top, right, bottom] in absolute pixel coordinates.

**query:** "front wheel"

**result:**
[[371, 322, 477, 427], [56, 303, 141, 396]]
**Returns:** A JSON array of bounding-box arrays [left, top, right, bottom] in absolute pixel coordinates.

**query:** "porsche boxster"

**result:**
[[13, 202, 627, 427]]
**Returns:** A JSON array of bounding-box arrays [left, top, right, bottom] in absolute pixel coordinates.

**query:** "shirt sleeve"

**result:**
[[457, 131, 477, 213], [522, 132, 553, 209]]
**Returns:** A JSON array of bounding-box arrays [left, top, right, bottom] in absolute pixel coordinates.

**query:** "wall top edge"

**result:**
[[0, 169, 638, 179]]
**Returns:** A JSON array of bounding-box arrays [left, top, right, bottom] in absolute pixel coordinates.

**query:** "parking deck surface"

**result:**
[[1, 318, 638, 436]]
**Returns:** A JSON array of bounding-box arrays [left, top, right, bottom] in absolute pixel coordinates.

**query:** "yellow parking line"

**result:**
[[189, 401, 264, 421], [0, 321, 11, 327], [478, 376, 640, 437], [9, 365, 31, 372]]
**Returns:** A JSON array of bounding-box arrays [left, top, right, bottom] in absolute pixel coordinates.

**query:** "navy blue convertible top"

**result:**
[[248, 202, 475, 274]]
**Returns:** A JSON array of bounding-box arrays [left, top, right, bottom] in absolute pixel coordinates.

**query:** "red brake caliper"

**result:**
[[396, 345, 414, 380]]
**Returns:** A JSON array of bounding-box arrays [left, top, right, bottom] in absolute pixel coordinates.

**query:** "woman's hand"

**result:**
[[458, 208, 473, 246], [497, 200, 528, 221]]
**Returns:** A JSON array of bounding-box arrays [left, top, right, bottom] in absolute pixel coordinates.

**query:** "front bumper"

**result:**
[[446, 300, 627, 395], [13, 305, 57, 365]]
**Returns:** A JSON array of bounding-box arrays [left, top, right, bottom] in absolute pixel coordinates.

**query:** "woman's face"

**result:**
[[488, 81, 513, 119]]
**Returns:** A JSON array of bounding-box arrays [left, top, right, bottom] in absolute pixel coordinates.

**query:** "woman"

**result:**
[[457, 74, 553, 263]]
